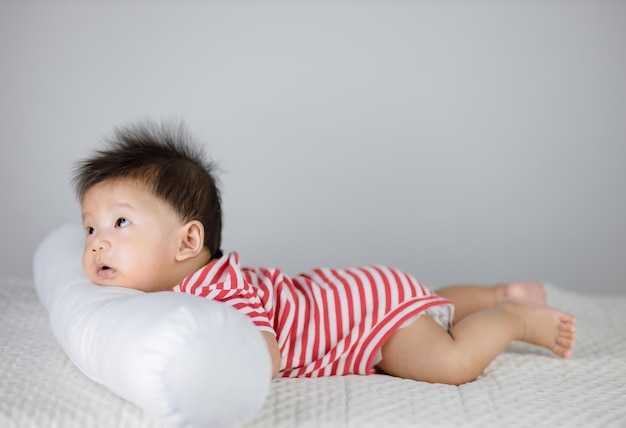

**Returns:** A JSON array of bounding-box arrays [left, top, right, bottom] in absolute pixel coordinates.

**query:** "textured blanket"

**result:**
[[1, 278, 625, 427]]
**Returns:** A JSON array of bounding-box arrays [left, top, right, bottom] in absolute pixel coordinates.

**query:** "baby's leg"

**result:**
[[377, 299, 576, 385], [436, 281, 547, 323]]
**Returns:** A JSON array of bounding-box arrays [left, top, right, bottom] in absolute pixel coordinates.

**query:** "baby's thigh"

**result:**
[[377, 314, 457, 383]]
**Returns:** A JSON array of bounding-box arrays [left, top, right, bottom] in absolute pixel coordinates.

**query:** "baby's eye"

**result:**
[[86, 226, 95, 235], [115, 217, 130, 228]]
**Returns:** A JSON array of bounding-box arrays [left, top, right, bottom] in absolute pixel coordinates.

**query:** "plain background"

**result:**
[[1, 1, 624, 294]]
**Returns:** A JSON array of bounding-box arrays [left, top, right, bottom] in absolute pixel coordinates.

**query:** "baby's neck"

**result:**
[[171, 248, 213, 288]]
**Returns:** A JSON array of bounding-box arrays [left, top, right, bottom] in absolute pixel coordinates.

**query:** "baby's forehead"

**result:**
[[81, 177, 178, 215], [84, 177, 152, 196], [81, 178, 157, 208]]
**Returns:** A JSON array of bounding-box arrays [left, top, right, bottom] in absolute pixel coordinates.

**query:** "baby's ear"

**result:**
[[176, 220, 205, 261]]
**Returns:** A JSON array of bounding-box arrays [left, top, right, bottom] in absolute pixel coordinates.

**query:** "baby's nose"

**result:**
[[92, 240, 111, 253]]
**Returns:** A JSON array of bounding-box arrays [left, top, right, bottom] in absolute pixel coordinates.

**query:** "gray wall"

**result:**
[[1, 1, 625, 294]]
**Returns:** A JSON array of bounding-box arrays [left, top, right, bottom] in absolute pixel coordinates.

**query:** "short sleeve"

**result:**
[[173, 253, 274, 333]]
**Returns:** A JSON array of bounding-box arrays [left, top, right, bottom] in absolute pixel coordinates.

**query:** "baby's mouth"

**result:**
[[97, 264, 117, 279]]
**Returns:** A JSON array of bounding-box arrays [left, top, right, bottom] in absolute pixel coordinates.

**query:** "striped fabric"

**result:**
[[173, 252, 453, 378]]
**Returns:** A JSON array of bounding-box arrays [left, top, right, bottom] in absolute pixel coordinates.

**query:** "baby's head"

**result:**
[[73, 120, 222, 292]]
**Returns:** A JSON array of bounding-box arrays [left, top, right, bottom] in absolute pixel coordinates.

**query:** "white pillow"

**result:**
[[33, 223, 271, 428]]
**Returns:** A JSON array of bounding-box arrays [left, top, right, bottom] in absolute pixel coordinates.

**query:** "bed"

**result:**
[[2, 272, 625, 427]]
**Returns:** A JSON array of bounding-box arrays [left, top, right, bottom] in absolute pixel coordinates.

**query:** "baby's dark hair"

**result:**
[[73, 120, 223, 259]]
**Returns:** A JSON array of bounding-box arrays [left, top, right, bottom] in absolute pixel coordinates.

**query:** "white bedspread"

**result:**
[[1, 278, 625, 427]]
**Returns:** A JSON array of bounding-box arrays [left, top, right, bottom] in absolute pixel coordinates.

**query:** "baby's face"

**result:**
[[80, 179, 184, 292]]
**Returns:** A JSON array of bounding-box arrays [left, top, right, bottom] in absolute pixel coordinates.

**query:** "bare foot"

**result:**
[[496, 281, 547, 305], [503, 299, 576, 358]]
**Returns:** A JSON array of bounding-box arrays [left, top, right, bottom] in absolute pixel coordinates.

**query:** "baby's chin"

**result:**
[[84, 271, 125, 288], [84, 271, 171, 292], [88, 276, 120, 287]]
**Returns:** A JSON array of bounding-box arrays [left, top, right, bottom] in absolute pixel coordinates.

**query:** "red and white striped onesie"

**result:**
[[173, 252, 454, 378]]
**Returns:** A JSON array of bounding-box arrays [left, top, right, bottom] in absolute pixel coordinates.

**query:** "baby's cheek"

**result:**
[[82, 252, 93, 279]]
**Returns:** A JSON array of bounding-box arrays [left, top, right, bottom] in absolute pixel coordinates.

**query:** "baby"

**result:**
[[74, 120, 576, 384]]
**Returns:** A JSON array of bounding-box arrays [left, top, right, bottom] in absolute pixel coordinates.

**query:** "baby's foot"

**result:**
[[505, 299, 576, 358], [497, 281, 547, 305]]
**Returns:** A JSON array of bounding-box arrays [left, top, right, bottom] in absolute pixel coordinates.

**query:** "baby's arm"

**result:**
[[261, 331, 281, 379]]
